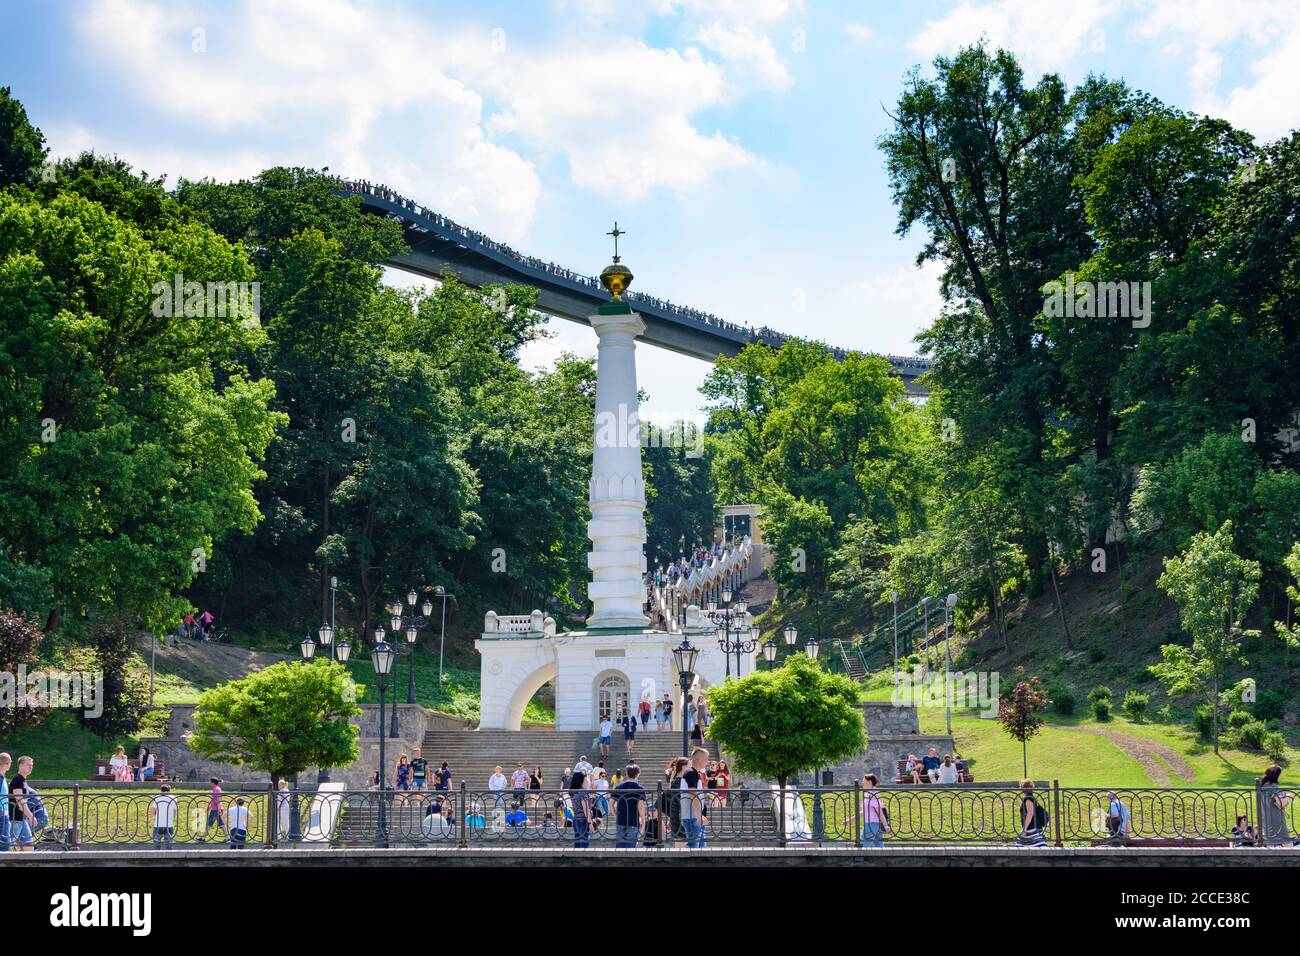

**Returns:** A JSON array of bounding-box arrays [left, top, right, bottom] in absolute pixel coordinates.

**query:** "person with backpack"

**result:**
[[1016, 779, 1048, 847], [1105, 791, 1131, 844], [151, 784, 179, 849], [860, 773, 892, 847], [7, 755, 37, 851], [638, 696, 652, 731]]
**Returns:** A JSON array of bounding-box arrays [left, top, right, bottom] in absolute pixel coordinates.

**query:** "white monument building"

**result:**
[[475, 237, 756, 731]]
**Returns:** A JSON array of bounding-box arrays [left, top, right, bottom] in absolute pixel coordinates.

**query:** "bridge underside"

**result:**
[[388, 243, 743, 362]]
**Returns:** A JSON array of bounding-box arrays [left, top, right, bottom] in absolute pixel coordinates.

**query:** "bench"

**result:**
[[1090, 837, 1232, 848], [93, 759, 168, 783], [895, 759, 973, 785]]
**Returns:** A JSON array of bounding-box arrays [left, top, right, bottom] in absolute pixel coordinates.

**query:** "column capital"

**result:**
[[590, 310, 646, 341]]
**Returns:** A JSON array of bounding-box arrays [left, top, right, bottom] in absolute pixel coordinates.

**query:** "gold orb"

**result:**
[[600, 262, 633, 300]]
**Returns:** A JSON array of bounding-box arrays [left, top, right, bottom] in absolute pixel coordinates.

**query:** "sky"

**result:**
[[3, 0, 1298, 424]]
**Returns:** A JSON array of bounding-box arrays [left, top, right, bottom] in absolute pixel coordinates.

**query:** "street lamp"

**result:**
[[761, 641, 778, 669], [386, 588, 434, 736], [782, 623, 798, 658], [804, 635, 819, 661], [921, 596, 933, 674], [944, 593, 957, 736], [299, 636, 316, 661], [371, 638, 396, 848], [715, 591, 757, 677], [672, 638, 698, 758], [336, 640, 351, 663]]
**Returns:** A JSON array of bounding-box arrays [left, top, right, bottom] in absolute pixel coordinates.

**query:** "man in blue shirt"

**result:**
[[505, 801, 528, 829], [922, 748, 942, 783], [613, 764, 646, 848]]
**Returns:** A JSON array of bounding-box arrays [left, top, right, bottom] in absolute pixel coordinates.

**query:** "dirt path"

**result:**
[[1063, 725, 1195, 785]]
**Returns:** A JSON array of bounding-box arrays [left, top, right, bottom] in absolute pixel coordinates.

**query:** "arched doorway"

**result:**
[[594, 672, 629, 727]]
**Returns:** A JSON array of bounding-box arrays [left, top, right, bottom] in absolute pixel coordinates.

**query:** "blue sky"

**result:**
[[3, 0, 1296, 423]]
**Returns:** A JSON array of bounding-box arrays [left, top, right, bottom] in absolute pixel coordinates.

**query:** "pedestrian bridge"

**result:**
[[336, 179, 930, 394]]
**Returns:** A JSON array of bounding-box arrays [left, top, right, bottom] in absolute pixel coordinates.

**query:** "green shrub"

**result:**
[[1088, 685, 1112, 704], [1262, 731, 1288, 764], [1087, 645, 1105, 663], [1123, 690, 1149, 721], [1254, 690, 1287, 723], [1157, 704, 1173, 723], [1193, 704, 1214, 740], [1233, 720, 1269, 751], [1227, 710, 1253, 730], [1049, 685, 1076, 716], [1091, 697, 1112, 721]]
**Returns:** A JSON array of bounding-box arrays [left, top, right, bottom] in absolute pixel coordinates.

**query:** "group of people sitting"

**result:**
[[901, 747, 968, 784], [107, 745, 156, 782]]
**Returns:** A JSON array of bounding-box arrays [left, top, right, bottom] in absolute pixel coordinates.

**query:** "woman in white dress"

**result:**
[[109, 746, 129, 782]]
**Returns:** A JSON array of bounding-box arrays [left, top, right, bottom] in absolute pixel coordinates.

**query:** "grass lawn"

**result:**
[[342, 654, 554, 724]]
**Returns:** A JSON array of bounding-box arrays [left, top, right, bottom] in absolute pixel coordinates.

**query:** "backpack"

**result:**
[[25, 786, 48, 831]]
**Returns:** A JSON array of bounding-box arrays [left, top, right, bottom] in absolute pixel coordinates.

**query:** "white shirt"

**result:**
[[938, 763, 958, 784], [574, 760, 593, 775], [152, 794, 178, 828], [511, 770, 528, 789], [489, 773, 507, 792], [229, 805, 251, 830], [595, 778, 609, 793], [599, 719, 612, 737]]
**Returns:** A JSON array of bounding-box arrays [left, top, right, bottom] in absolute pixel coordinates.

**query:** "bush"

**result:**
[[1254, 690, 1287, 723], [1233, 720, 1269, 752], [1227, 710, 1253, 730], [1193, 703, 1214, 740], [1088, 685, 1113, 704], [1049, 685, 1076, 716], [1087, 645, 1105, 663], [1123, 690, 1149, 721], [1262, 731, 1288, 764], [1091, 697, 1112, 721]]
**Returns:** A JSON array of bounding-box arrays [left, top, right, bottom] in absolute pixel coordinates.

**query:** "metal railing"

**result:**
[[4, 782, 1295, 850]]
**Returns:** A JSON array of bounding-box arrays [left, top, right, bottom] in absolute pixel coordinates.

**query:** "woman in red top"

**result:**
[[715, 760, 731, 805]]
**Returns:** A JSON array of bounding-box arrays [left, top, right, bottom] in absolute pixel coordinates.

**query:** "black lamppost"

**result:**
[[805, 636, 825, 842], [761, 641, 778, 670], [287, 636, 316, 844], [386, 589, 434, 736], [672, 638, 698, 758], [316, 629, 351, 784], [371, 635, 395, 848], [715, 588, 757, 677]]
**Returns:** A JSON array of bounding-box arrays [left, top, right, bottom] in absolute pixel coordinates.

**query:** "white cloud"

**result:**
[[692, 21, 791, 89], [844, 22, 875, 45], [907, 0, 1117, 81], [477, 40, 759, 199], [835, 258, 946, 357], [1131, 0, 1300, 142]]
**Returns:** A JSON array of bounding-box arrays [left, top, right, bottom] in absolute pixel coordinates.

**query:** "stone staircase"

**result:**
[[416, 728, 719, 791], [328, 727, 780, 846]]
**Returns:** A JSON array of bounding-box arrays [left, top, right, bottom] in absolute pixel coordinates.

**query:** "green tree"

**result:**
[[0, 186, 282, 631], [705, 654, 865, 788], [1272, 543, 1300, 659], [0, 86, 46, 188], [1153, 521, 1261, 754], [0, 610, 46, 735], [996, 667, 1049, 778], [76, 618, 150, 742], [188, 660, 361, 785]]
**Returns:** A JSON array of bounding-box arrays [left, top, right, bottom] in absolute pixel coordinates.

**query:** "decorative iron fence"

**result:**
[[3, 783, 1295, 850]]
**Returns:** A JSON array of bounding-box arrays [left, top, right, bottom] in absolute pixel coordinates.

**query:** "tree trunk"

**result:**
[[1047, 552, 1073, 651], [1022, 739, 1028, 779], [320, 464, 331, 626], [45, 606, 61, 633]]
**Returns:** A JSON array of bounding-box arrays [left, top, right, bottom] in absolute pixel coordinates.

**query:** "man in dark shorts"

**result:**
[[435, 762, 452, 791], [613, 764, 646, 848], [620, 708, 637, 755], [410, 749, 429, 790]]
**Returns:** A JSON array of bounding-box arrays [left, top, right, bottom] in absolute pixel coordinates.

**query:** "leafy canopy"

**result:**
[[705, 654, 865, 785]]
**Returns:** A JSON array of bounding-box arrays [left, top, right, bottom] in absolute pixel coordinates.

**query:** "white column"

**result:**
[[586, 309, 650, 629]]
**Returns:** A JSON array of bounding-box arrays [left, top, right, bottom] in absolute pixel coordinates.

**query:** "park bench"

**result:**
[[1090, 836, 1231, 848], [92, 758, 168, 782], [895, 759, 974, 785]]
